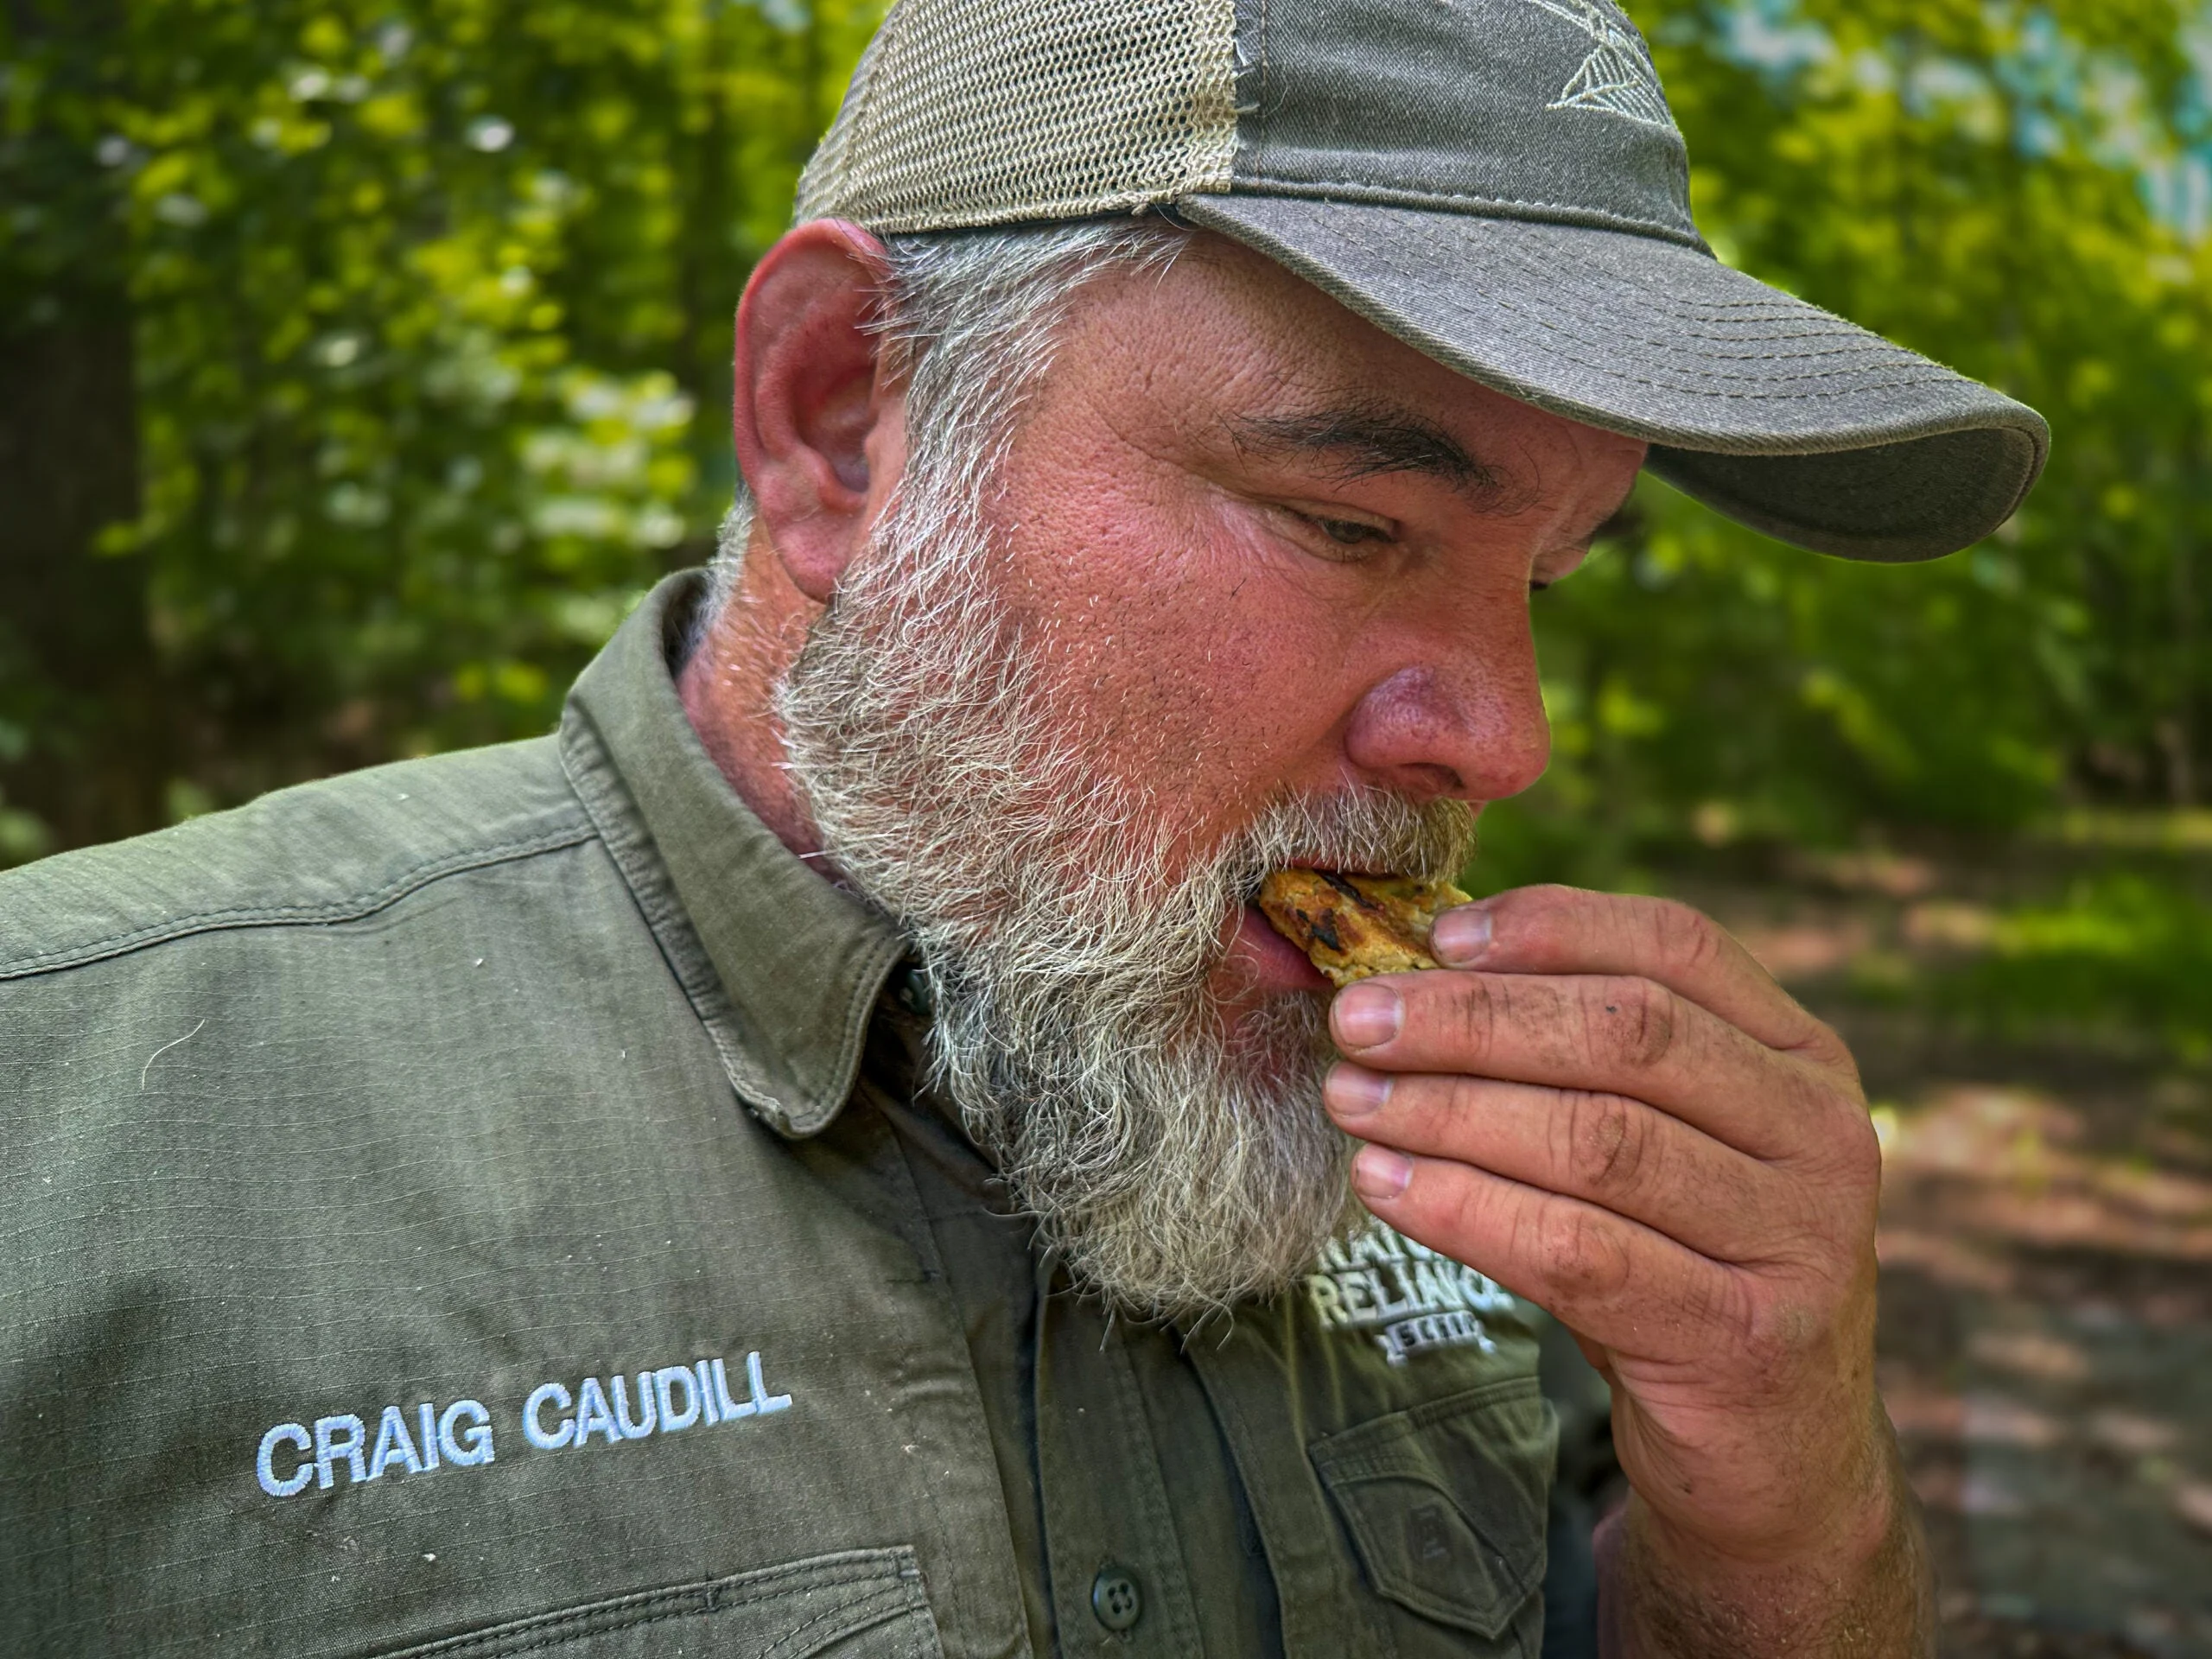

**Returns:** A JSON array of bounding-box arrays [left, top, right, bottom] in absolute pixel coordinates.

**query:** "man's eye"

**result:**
[[1313, 516, 1384, 547]]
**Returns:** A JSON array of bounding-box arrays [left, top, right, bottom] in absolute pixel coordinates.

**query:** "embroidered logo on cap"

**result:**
[[1524, 0, 1676, 131]]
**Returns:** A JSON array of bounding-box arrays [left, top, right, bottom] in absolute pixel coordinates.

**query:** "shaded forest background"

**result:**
[[5, 0, 2212, 1060]]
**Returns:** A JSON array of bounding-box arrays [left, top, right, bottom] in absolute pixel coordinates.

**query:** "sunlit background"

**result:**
[[3, 3, 2209, 1652]]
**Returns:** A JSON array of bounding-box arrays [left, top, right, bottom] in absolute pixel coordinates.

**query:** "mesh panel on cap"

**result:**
[[797, 0, 1237, 233]]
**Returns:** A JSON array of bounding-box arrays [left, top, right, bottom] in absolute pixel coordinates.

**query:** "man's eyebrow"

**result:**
[[1227, 405, 1503, 499]]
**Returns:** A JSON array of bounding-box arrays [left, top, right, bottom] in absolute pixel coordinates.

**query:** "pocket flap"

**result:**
[[1307, 1378, 1556, 1640], [369, 1547, 939, 1658]]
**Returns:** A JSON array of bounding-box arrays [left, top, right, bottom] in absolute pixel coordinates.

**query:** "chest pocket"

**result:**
[[1309, 1377, 1556, 1655], [366, 1548, 943, 1659]]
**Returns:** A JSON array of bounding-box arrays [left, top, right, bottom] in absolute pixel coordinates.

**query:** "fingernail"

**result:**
[[1351, 1145, 1413, 1200], [1324, 1065, 1391, 1119], [1431, 904, 1492, 965], [1332, 983, 1402, 1049]]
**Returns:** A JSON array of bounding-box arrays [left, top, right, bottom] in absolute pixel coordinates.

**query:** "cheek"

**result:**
[[1001, 482, 1344, 811]]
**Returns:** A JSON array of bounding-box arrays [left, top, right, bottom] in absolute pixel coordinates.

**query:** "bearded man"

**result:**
[[0, 1, 2045, 1655]]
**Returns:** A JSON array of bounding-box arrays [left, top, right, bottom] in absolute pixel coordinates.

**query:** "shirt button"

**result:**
[[893, 964, 934, 1019], [1090, 1565, 1143, 1632]]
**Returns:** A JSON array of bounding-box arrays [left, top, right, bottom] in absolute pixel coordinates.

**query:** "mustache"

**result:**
[[1223, 785, 1479, 900]]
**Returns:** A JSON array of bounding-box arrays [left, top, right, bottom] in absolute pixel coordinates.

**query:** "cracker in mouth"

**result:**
[[1255, 869, 1473, 988]]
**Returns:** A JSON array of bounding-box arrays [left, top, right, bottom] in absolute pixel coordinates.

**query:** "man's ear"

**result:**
[[732, 219, 905, 604]]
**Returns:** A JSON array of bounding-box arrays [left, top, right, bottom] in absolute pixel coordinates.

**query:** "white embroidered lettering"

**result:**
[[1305, 1272, 1346, 1328], [313, 1414, 367, 1490], [256, 1423, 313, 1497], [711, 1356, 753, 1421], [610, 1372, 656, 1440], [253, 1351, 791, 1497], [524, 1382, 575, 1450], [1309, 1221, 1534, 1363], [653, 1365, 701, 1432], [1338, 1269, 1378, 1320], [745, 1351, 792, 1415], [523, 1351, 787, 1456], [368, 1404, 424, 1479], [1376, 1309, 1500, 1365], [695, 1359, 720, 1426], [1349, 1227, 1404, 1268], [438, 1399, 493, 1466], [1409, 1255, 1451, 1312], [1371, 1260, 1419, 1320], [572, 1376, 621, 1446]]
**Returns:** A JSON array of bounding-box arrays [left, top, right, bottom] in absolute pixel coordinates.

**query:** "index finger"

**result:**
[[1331, 969, 1837, 1161], [1433, 885, 1849, 1070]]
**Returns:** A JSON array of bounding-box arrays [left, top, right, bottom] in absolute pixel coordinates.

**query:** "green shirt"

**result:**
[[0, 574, 1559, 1657]]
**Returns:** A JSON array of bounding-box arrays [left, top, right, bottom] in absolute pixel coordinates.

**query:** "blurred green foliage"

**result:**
[[1933, 869, 2212, 1058], [2, 0, 878, 842], [1478, 0, 2212, 895], [5, 2, 2212, 1064]]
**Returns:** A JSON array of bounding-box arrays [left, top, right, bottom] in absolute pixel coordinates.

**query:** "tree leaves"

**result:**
[[1483, 0, 2212, 885], [2, 0, 880, 834], [3, 0, 2207, 867]]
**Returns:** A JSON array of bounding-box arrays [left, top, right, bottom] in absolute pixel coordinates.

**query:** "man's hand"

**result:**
[[1319, 884, 1933, 1658]]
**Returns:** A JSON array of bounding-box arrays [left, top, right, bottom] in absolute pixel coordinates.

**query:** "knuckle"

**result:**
[[1433, 974, 1505, 1064], [1583, 975, 1678, 1072], [1512, 883, 1583, 919], [1439, 1072, 1493, 1130], [1441, 1167, 1499, 1245], [1777, 1057, 1840, 1122], [1649, 898, 1726, 975], [1539, 1203, 1632, 1300], [1493, 884, 1583, 958], [1817, 1020, 1865, 1088], [1558, 1090, 1652, 1202], [1433, 972, 1566, 1068], [1402, 1073, 1484, 1142], [1738, 1293, 1834, 1377], [1832, 1109, 1884, 1189], [1783, 1071, 1882, 1187], [1789, 1010, 1858, 1073]]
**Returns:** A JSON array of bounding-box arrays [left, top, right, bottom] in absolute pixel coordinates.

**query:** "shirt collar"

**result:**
[[557, 570, 908, 1138]]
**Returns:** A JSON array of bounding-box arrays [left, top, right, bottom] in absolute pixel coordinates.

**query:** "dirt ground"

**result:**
[[1676, 857, 2212, 1658]]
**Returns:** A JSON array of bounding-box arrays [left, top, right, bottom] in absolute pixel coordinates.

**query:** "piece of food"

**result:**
[[1256, 868, 1473, 987]]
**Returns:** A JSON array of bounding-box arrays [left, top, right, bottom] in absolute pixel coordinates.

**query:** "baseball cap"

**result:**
[[795, 0, 2048, 563]]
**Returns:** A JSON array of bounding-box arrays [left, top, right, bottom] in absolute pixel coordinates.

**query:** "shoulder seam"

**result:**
[[0, 823, 599, 982]]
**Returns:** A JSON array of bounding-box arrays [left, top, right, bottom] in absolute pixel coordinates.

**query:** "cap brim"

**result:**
[[1176, 194, 2048, 563]]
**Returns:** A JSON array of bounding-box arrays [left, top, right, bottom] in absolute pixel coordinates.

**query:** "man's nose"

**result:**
[[1340, 656, 1550, 805]]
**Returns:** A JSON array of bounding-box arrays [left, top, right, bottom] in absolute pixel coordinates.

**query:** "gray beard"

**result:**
[[775, 482, 1476, 1320]]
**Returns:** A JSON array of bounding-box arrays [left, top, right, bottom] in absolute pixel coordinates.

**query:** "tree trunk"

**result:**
[[0, 0, 166, 857], [0, 307, 167, 854]]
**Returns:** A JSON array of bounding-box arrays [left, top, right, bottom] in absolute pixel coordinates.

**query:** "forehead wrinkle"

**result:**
[[1226, 399, 1505, 503]]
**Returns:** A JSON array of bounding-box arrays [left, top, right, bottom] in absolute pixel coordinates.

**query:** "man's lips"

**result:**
[[1223, 902, 1330, 994]]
